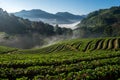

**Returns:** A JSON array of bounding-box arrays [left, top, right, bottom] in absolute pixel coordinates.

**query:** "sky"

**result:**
[[0, 0, 119, 15]]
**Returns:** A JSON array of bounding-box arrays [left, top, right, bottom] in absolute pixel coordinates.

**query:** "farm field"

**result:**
[[0, 37, 120, 80]]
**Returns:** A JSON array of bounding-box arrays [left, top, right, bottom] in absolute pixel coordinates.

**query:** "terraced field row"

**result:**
[[34, 38, 120, 53], [81, 38, 120, 51], [1, 51, 120, 68]]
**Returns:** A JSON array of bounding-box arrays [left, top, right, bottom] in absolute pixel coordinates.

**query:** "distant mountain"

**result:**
[[14, 9, 85, 24], [56, 12, 84, 20], [15, 9, 61, 19], [75, 6, 120, 38]]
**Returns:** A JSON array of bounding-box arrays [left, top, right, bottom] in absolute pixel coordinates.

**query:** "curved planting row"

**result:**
[[75, 42, 82, 50], [83, 38, 120, 51], [97, 39, 104, 50], [106, 38, 119, 50], [83, 41, 93, 51], [107, 39, 113, 49], [114, 39, 119, 49], [102, 39, 109, 49], [53, 45, 66, 52], [41, 42, 82, 53], [45, 45, 62, 53], [92, 39, 103, 50]]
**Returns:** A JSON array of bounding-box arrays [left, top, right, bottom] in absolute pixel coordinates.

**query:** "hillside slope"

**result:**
[[21, 37, 120, 54], [75, 6, 120, 38]]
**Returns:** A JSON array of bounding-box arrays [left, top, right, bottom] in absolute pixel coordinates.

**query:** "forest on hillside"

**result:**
[[75, 6, 120, 38]]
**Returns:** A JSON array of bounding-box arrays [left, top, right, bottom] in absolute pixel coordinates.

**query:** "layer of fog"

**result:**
[[51, 21, 80, 29], [26, 17, 81, 29], [35, 35, 69, 48], [24, 18, 72, 24], [0, 32, 74, 49], [0, 20, 80, 49], [0, 33, 44, 49], [58, 21, 80, 29]]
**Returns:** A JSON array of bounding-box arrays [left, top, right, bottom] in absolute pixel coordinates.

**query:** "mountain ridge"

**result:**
[[14, 9, 85, 24]]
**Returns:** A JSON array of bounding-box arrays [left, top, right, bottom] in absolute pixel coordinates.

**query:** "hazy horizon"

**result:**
[[0, 0, 119, 15]]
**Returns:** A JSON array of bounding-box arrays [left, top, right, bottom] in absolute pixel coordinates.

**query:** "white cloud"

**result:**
[[58, 21, 80, 29]]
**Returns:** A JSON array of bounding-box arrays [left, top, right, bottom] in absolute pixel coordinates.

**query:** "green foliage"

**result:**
[[0, 46, 18, 54], [54, 24, 63, 35], [76, 6, 120, 37], [0, 50, 120, 80]]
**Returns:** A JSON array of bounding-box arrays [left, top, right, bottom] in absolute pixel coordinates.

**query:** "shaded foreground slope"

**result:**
[[0, 37, 120, 80]]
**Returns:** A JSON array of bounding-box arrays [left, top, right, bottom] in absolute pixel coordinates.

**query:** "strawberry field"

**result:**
[[0, 37, 120, 80]]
